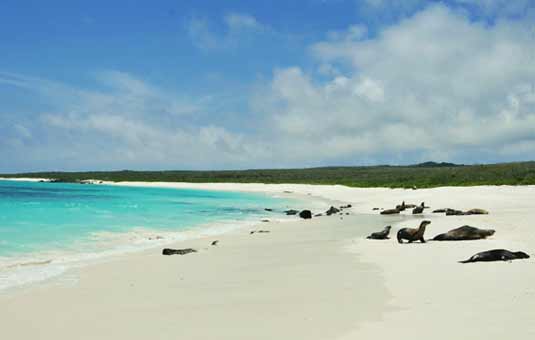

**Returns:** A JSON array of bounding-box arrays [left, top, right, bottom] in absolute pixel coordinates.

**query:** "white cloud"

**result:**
[[254, 4, 535, 164], [1, 71, 267, 170], [186, 12, 267, 51], [224, 13, 265, 31], [2, 4, 535, 171]]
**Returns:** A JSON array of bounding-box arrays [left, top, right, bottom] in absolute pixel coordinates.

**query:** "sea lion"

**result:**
[[211, 240, 219, 246], [459, 249, 530, 263], [465, 208, 489, 215], [380, 208, 400, 215], [395, 201, 417, 211], [326, 206, 341, 216], [366, 226, 392, 240], [446, 209, 465, 216], [162, 248, 197, 256], [397, 220, 431, 243], [250, 230, 270, 234], [433, 208, 447, 213], [412, 202, 426, 214], [433, 226, 495, 241], [395, 201, 406, 212]]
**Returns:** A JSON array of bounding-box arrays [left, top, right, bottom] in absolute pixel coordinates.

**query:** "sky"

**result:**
[[1, 0, 535, 172]]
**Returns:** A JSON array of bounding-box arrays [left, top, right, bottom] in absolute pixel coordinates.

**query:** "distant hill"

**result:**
[[413, 161, 463, 167]]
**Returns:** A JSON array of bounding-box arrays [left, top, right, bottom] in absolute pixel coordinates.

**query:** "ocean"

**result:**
[[0, 180, 297, 290]]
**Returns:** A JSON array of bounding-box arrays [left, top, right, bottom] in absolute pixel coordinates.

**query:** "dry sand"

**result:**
[[1, 182, 535, 339]]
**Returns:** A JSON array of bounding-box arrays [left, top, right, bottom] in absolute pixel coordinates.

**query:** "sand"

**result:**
[[1, 182, 535, 339]]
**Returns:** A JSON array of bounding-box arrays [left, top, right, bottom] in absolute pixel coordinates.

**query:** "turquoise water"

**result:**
[[0, 180, 293, 258]]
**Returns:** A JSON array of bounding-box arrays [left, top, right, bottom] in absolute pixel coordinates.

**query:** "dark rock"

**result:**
[[264, 208, 273, 212], [340, 204, 352, 209], [314, 213, 323, 217], [285, 209, 299, 215], [162, 248, 197, 256], [326, 206, 341, 216], [372, 208, 380, 211], [261, 219, 270, 222], [433, 209, 447, 213], [211, 240, 219, 246], [299, 210, 312, 219]]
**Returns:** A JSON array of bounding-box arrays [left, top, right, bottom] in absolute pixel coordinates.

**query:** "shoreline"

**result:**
[[0, 180, 329, 292], [1, 181, 534, 339]]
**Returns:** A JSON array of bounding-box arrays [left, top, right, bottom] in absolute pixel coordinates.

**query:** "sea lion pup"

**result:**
[[366, 226, 392, 240], [459, 249, 530, 263], [397, 220, 431, 243], [380, 208, 400, 215], [433, 226, 495, 241]]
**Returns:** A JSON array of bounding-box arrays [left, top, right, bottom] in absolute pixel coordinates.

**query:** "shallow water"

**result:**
[[0, 180, 297, 289]]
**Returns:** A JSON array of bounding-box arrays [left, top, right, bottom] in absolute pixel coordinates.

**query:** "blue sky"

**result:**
[[1, 0, 535, 172]]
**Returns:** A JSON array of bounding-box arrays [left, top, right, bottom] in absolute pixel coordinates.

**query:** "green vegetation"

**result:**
[[3, 161, 535, 188]]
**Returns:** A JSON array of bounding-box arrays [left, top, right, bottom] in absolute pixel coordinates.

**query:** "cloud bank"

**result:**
[[256, 4, 535, 164]]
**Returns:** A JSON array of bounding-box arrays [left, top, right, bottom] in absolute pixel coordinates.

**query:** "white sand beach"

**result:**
[[1, 182, 535, 339]]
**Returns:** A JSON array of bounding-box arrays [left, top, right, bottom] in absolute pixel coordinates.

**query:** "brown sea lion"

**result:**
[[446, 208, 465, 216], [397, 220, 431, 243], [433, 226, 495, 241], [380, 208, 400, 215], [459, 249, 530, 263], [465, 208, 489, 215], [162, 248, 197, 256], [366, 226, 392, 240]]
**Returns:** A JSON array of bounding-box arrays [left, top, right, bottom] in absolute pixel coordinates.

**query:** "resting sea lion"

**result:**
[[326, 206, 341, 216], [465, 208, 489, 215], [433, 226, 495, 241], [446, 209, 465, 216], [162, 248, 197, 256], [380, 208, 400, 215], [366, 226, 392, 240], [459, 249, 530, 263], [397, 220, 431, 243]]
